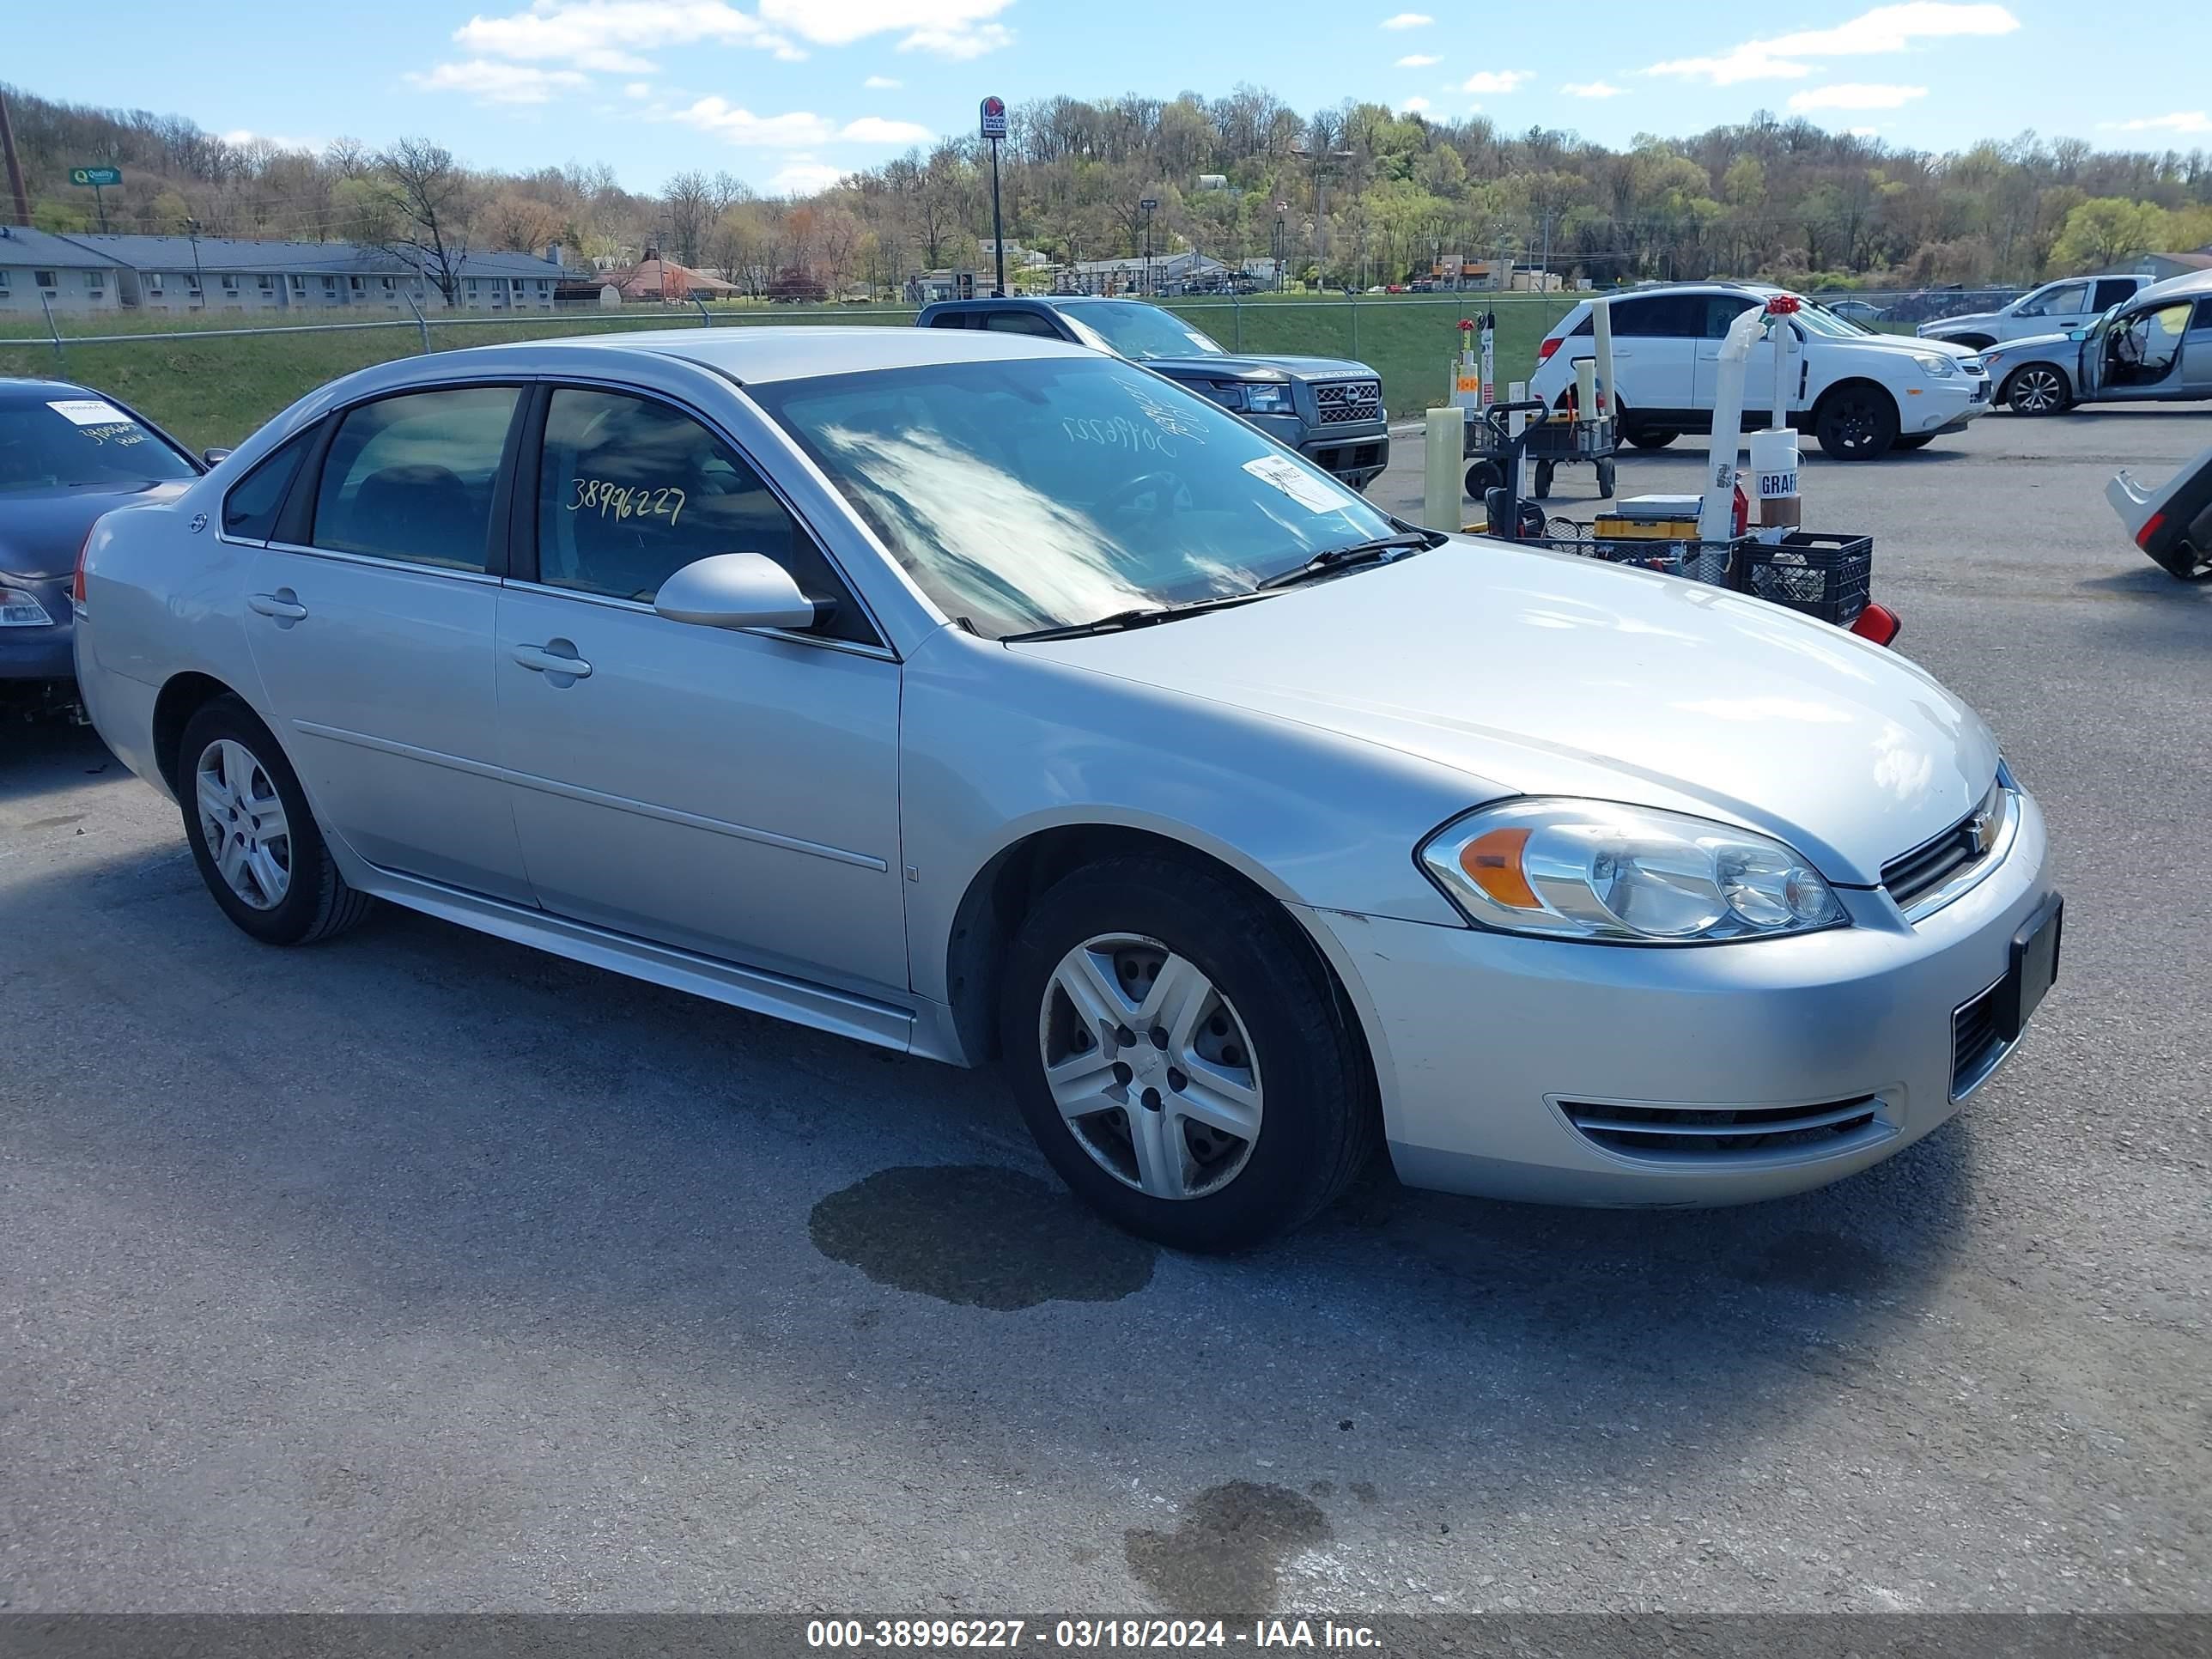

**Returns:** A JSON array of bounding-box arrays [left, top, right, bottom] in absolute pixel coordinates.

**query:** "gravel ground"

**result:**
[[2, 406, 2207, 1619]]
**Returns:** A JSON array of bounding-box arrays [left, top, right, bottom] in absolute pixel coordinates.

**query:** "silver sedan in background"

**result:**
[[73, 328, 2060, 1249]]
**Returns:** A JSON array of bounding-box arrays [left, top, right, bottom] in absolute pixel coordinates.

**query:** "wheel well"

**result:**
[[1812, 377, 1899, 424], [943, 825, 1370, 1077], [150, 672, 238, 796]]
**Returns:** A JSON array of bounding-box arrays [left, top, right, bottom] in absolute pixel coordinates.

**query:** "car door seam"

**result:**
[[289, 719, 890, 872]]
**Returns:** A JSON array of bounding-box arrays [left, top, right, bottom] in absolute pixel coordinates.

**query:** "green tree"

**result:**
[[2051, 197, 2168, 270]]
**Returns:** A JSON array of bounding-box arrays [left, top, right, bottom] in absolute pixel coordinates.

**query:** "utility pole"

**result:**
[[0, 88, 30, 226], [1139, 196, 1157, 296], [1539, 206, 1553, 294]]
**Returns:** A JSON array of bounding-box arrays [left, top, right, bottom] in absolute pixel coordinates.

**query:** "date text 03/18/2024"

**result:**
[[804, 1619, 1382, 1649]]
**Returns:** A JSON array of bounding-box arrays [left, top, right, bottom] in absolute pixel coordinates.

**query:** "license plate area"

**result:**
[[1997, 892, 2063, 1042]]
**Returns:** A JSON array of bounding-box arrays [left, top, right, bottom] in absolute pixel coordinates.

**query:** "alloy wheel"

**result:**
[[1036, 933, 1263, 1200], [2011, 368, 2065, 413], [195, 738, 293, 910]]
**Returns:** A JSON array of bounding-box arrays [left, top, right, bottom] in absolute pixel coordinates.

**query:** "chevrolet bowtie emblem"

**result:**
[[1966, 802, 1997, 856]]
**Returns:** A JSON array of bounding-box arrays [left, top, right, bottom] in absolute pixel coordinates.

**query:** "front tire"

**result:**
[[2003, 363, 2073, 416], [177, 696, 374, 946], [1000, 856, 1376, 1251], [1893, 433, 1936, 451], [1814, 384, 1900, 460]]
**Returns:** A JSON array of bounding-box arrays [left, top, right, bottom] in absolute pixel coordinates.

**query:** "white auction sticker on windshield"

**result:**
[[49, 398, 132, 427], [1243, 454, 1346, 513]]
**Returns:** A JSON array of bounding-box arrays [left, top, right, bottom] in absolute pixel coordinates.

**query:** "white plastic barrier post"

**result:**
[[1749, 427, 1802, 538], [1425, 408, 1464, 532], [1698, 306, 1767, 544], [1590, 298, 1614, 418], [1509, 380, 1534, 501], [1574, 357, 1597, 419]]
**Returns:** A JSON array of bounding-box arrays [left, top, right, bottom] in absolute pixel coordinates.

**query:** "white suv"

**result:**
[[1530, 283, 1991, 460]]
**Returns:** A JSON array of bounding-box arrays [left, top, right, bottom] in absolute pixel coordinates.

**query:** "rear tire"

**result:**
[[1814, 384, 1900, 460], [999, 855, 1376, 1252], [1626, 428, 1677, 450], [2002, 363, 2073, 416], [1595, 457, 1618, 497], [177, 695, 374, 946]]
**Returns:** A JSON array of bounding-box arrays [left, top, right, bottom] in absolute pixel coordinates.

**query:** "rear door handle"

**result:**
[[511, 641, 592, 680], [247, 591, 307, 622]]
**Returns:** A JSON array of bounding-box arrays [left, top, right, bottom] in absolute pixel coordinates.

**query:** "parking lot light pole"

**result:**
[[1139, 197, 1157, 296], [184, 218, 204, 300]]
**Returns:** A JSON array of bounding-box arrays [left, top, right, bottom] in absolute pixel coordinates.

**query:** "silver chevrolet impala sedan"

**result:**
[[73, 328, 2062, 1249]]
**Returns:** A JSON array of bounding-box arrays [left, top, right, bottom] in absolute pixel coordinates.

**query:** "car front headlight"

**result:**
[[1913, 354, 1957, 378], [1419, 799, 1845, 945], [0, 586, 57, 627], [1244, 382, 1292, 414]]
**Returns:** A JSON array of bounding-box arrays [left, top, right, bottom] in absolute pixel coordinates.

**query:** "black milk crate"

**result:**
[[1525, 524, 1875, 629], [1733, 532, 1873, 625]]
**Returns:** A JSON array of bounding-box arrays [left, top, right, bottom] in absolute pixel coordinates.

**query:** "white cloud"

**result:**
[[896, 20, 1010, 55], [1461, 70, 1531, 94], [2104, 110, 2212, 135], [1789, 82, 1928, 111], [863, 74, 902, 88], [1395, 52, 1439, 67], [1380, 11, 1431, 27], [405, 59, 591, 103], [1400, 96, 1431, 113], [452, 1, 808, 72], [839, 115, 932, 143], [668, 96, 833, 145], [1560, 80, 1624, 98], [759, 0, 1008, 45], [623, 80, 654, 96], [1647, 3, 2019, 84], [768, 157, 847, 194], [220, 128, 320, 150]]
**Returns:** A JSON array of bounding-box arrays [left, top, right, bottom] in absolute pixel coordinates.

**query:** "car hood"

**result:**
[[0, 480, 191, 580], [1984, 330, 2080, 362], [1921, 311, 2001, 335], [1014, 542, 1996, 884], [1141, 353, 1376, 382], [1845, 332, 1979, 362]]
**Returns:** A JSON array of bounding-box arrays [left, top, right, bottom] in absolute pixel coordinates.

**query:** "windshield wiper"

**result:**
[[1257, 529, 1444, 591], [1001, 590, 1270, 643]]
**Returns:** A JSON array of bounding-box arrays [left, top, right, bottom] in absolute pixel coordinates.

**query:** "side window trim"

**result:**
[[517, 378, 890, 653], [283, 380, 532, 575], [222, 425, 319, 546]]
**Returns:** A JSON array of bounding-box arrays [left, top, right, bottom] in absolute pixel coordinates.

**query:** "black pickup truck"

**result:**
[[915, 295, 1390, 493]]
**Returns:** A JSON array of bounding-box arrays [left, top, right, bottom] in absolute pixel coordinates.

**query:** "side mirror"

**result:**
[[653, 552, 820, 632], [202, 447, 234, 466]]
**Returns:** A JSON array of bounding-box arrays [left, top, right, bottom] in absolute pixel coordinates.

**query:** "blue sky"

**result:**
[[14, 0, 2209, 195]]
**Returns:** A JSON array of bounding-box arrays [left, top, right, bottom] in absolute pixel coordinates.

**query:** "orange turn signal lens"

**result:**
[[1459, 828, 1541, 910]]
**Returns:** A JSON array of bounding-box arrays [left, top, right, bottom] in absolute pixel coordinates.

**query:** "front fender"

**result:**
[[897, 626, 1480, 1006]]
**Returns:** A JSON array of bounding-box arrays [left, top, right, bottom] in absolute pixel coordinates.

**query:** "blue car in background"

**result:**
[[2, 378, 206, 719]]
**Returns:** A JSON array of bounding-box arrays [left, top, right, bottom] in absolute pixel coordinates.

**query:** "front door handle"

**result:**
[[512, 641, 593, 680], [247, 591, 307, 623]]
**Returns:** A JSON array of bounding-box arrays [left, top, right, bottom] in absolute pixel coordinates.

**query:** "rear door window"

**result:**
[[310, 386, 521, 571], [981, 310, 1063, 337], [2093, 278, 2140, 312], [1610, 295, 1700, 337]]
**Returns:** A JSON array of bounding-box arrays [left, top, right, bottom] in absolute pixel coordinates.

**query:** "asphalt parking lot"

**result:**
[[3, 407, 2208, 1619]]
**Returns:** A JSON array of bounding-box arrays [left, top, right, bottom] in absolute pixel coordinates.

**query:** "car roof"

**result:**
[[445, 324, 1090, 384], [0, 377, 95, 398], [2136, 268, 2212, 303]]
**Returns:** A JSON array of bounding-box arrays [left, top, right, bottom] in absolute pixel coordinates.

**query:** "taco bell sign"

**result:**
[[979, 96, 1008, 141]]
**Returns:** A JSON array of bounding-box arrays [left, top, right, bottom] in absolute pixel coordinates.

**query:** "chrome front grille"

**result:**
[[1314, 379, 1382, 424], [1883, 781, 2008, 915], [1561, 1096, 1888, 1163]]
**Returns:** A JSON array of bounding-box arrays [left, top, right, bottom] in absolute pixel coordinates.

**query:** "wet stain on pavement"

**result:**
[[1127, 1482, 1330, 1614], [810, 1164, 1156, 1310], [1737, 1230, 1892, 1297]]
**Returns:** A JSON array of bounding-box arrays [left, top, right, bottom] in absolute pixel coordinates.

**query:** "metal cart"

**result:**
[[1464, 403, 1618, 501]]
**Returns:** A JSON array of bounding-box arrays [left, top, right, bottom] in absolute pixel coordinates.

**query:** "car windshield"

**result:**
[[1792, 301, 1876, 339], [750, 356, 1398, 639], [1054, 301, 1227, 361], [0, 393, 196, 492]]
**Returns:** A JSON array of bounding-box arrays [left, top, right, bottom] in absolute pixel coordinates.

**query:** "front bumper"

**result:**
[[1911, 375, 1989, 434], [1, 580, 76, 684], [1299, 788, 2053, 1206], [1298, 425, 1390, 487]]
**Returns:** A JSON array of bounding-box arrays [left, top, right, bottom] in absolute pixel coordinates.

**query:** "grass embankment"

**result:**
[[0, 295, 1577, 452]]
